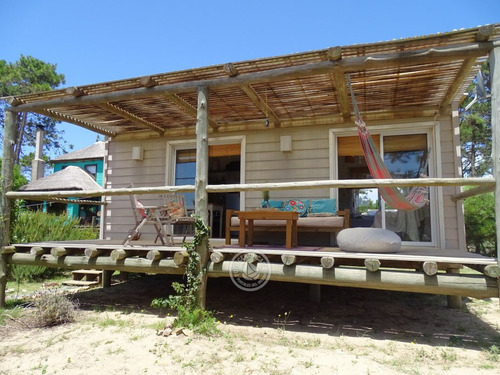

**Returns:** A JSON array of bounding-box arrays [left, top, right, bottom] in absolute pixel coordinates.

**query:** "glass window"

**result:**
[[85, 164, 98, 179], [338, 133, 431, 243], [175, 150, 196, 210]]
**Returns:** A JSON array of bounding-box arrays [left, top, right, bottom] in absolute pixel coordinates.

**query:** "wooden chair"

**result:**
[[122, 193, 172, 246], [159, 193, 196, 241]]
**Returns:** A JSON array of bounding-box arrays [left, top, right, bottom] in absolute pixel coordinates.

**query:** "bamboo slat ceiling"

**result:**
[[4, 25, 500, 138]]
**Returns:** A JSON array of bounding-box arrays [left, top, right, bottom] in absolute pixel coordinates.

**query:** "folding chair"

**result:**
[[159, 193, 196, 242], [122, 193, 172, 246]]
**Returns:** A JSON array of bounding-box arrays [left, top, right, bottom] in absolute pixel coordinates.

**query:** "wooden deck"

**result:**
[[2, 239, 499, 301]]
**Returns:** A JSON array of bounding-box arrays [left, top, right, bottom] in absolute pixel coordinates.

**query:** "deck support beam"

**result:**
[[195, 86, 209, 309], [0, 111, 16, 307], [208, 262, 498, 299]]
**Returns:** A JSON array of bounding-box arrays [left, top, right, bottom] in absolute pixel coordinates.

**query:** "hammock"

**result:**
[[346, 75, 429, 211]]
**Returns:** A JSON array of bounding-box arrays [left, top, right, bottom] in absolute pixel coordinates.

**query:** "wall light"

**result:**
[[132, 146, 144, 160], [280, 135, 292, 152]]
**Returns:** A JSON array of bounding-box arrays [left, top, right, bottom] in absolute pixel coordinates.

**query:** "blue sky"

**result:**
[[2, 0, 499, 153]]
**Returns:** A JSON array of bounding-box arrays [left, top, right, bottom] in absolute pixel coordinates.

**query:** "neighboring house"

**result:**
[[5, 25, 500, 249], [19, 142, 106, 225], [51, 141, 106, 223], [19, 165, 102, 223]]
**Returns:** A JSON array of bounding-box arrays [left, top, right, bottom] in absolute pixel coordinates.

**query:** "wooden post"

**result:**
[[447, 267, 463, 309], [102, 270, 113, 288], [309, 284, 321, 303], [195, 85, 209, 309], [0, 111, 16, 307], [491, 47, 500, 267], [491, 46, 500, 302]]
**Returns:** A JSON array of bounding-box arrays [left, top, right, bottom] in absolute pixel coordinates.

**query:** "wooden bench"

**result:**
[[225, 209, 350, 246]]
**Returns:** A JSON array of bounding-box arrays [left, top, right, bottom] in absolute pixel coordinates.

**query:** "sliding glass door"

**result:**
[[337, 132, 432, 244]]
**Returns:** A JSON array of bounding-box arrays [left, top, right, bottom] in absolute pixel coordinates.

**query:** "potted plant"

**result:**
[[262, 190, 270, 208]]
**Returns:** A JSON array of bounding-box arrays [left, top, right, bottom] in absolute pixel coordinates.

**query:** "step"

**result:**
[[62, 280, 100, 287], [72, 270, 103, 275], [72, 269, 102, 282]]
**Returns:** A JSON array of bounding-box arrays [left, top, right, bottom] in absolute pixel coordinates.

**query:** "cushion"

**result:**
[[261, 200, 283, 209], [337, 228, 401, 253], [311, 199, 337, 215], [307, 212, 335, 217], [282, 199, 309, 217], [164, 200, 186, 219]]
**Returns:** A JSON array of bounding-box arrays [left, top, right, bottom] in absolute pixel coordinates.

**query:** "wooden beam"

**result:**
[[98, 102, 165, 134], [491, 46, 500, 271], [7, 253, 185, 275], [327, 46, 342, 61], [37, 108, 116, 137], [332, 71, 351, 120], [475, 25, 496, 42], [65, 87, 85, 97], [223, 63, 238, 77], [207, 261, 498, 299], [163, 93, 219, 129], [0, 111, 16, 307], [240, 84, 281, 127], [222, 63, 281, 127], [139, 75, 158, 88], [7, 41, 497, 114], [439, 57, 479, 111], [5, 177, 496, 201], [434, 25, 494, 111], [451, 183, 495, 201], [195, 85, 209, 309]]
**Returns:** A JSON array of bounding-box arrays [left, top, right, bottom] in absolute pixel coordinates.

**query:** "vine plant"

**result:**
[[151, 215, 218, 334]]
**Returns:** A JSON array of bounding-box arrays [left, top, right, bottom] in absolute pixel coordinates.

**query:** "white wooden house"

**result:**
[[1, 25, 499, 306]]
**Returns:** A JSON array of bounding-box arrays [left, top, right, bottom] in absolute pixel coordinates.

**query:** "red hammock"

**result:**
[[347, 75, 429, 211]]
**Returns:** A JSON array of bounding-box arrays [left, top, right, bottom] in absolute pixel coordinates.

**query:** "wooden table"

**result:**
[[237, 210, 299, 249]]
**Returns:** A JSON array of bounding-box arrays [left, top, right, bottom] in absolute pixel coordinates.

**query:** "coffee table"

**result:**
[[237, 210, 299, 249]]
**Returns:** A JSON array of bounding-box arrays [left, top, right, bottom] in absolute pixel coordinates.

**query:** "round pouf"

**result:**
[[337, 227, 401, 253]]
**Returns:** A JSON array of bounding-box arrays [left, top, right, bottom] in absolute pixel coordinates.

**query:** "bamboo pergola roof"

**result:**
[[4, 25, 500, 139]]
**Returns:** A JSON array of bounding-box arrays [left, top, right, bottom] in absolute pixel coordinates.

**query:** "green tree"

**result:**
[[460, 61, 492, 177], [0, 55, 69, 176], [463, 190, 496, 256], [460, 60, 496, 256]]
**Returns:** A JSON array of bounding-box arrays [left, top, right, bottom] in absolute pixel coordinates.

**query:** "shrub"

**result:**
[[28, 292, 79, 327], [8, 210, 98, 282], [11, 210, 98, 243], [464, 190, 496, 257]]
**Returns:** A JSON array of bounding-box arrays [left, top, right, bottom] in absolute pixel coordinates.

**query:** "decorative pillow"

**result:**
[[337, 228, 401, 253], [311, 199, 337, 215], [261, 200, 283, 209], [282, 199, 309, 217], [164, 200, 186, 219], [135, 200, 147, 218]]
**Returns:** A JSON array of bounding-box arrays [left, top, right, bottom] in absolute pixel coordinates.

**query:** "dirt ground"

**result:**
[[1, 273, 500, 375]]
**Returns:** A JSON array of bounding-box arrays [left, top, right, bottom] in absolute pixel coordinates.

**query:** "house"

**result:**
[[51, 141, 106, 224], [18, 142, 105, 226], [1, 25, 499, 306]]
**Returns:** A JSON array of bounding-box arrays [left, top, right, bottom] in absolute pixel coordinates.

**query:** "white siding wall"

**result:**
[[439, 113, 466, 250], [104, 139, 168, 240], [103, 119, 465, 249], [244, 126, 331, 209]]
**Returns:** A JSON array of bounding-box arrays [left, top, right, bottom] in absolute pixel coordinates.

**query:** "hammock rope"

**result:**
[[346, 75, 429, 211]]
